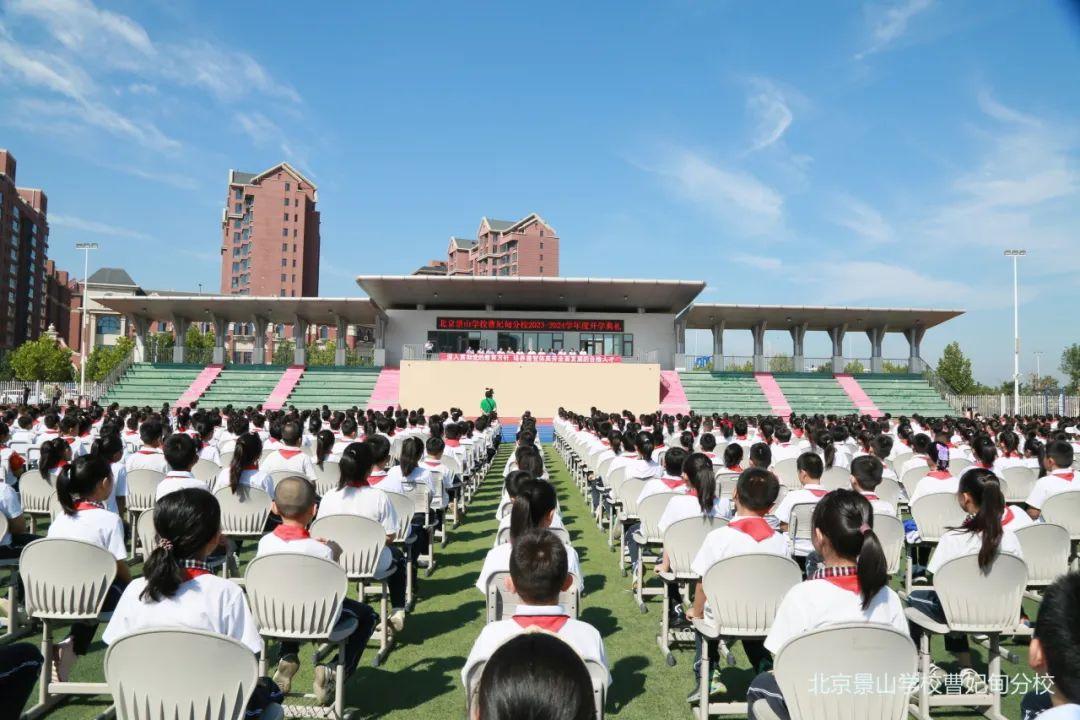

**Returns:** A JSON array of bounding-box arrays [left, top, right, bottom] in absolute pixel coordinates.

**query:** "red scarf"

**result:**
[[74, 500, 105, 512], [807, 488, 828, 498], [726, 465, 742, 472], [368, 470, 388, 485], [1001, 507, 1015, 527], [279, 449, 303, 459], [1052, 470, 1075, 481], [183, 567, 212, 581], [660, 476, 686, 490], [862, 493, 880, 501], [137, 449, 160, 455], [729, 517, 775, 542], [273, 525, 311, 541], [512, 615, 570, 632], [243, 465, 259, 471], [926, 470, 952, 480], [445, 439, 460, 447], [823, 574, 861, 594]]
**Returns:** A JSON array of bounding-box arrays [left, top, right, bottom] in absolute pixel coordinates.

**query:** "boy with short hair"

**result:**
[[773, 452, 827, 558], [125, 418, 170, 474], [1026, 441, 1076, 521], [850, 455, 897, 517], [155, 433, 205, 500], [749, 442, 772, 470], [258, 477, 377, 705], [1022, 572, 1080, 718], [260, 420, 317, 482]]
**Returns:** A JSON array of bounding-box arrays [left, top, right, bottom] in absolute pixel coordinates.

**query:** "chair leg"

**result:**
[[904, 546, 913, 597], [986, 634, 1005, 720], [335, 639, 346, 718], [698, 645, 710, 720], [658, 582, 673, 665], [916, 631, 931, 720]]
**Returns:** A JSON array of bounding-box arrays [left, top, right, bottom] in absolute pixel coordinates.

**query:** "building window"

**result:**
[[292, 259, 296, 267], [281, 274, 287, 281], [539, 266, 543, 273], [282, 228, 288, 237], [284, 182, 290, 191], [95, 315, 121, 335], [234, 203, 242, 213], [283, 197, 289, 206], [234, 187, 242, 199], [281, 258, 287, 267], [281, 243, 288, 251]]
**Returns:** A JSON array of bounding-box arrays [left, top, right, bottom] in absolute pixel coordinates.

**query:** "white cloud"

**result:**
[[0, 34, 91, 99], [167, 41, 301, 104], [805, 260, 973, 305], [49, 214, 152, 240], [833, 194, 893, 244], [746, 81, 793, 152], [7, 0, 153, 55], [855, 0, 934, 59], [12, 97, 180, 152], [731, 253, 783, 270]]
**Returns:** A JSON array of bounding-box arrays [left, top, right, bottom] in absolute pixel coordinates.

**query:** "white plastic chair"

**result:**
[[906, 493, 968, 595], [1000, 466, 1037, 504], [313, 461, 339, 496], [899, 467, 929, 498], [905, 553, 1026, 720], [192, 458, 221, 485], [1039, 490, 1080, 541], [105, 628, 274, 720], [402, 478, 436, 575], [630, 492, 679, 612], [494, 525, 571, 546], [874, 512, 905, 576], [820, 467, 850, 492], [616, 478, 648, 572], [1014, 523, 1070, 600], [245, 552, 356, 717], [382, 491, 417, 609], [18, 470, 53, 533], [268, 470, 303, 489], [484, 570, 579, 623], [772, 459, 799, 490], [788, 502, 818, 559], [125, 469, 164, 559], [213, 486, 272, 578], [948, 457, 972, 476], [752, 623, 917, 720], [876, 477, 903, 509], [0, 513, 26, 642], [657, 515, 728, 664], [20, 538, 117, 717]]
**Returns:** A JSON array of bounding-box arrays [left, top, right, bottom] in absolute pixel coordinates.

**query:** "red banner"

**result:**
[[436, 317, 624, 332], [438, 353, 623, 364]]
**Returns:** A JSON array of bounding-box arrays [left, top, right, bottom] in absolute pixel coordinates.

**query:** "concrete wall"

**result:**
[[399, 360, 660, 418], [384, 308, 677, 369]]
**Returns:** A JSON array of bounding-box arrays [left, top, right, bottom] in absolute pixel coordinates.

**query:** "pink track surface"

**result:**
[[834, 374, 883, 418], [659, 370, 691, 415], [754, 373, 793, 416], [264, 366, 305, 410], [366, 368, 401, 411], [175, 365, 223, 408]]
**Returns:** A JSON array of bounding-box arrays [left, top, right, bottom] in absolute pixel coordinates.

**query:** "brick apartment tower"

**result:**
[[220, 162, 320, 296], [0, 149, 53, 350], [447, 213, 559, 277]]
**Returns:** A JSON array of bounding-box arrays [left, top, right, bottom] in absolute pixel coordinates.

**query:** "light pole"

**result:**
[[1004, 249, 1026, 414], [1034, 351, 1042, 386], [76, 242, 99, 405]]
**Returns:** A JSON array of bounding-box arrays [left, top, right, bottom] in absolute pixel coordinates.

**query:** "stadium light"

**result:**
[[76, 242, 99, 406], [1004, 249, 1027, 412]]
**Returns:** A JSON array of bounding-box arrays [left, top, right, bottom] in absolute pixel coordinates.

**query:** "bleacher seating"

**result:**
[[677, 372, 773, 415], [772, 373, 856, 415], [854, 374, 956, 416], [198, 366, 285, 407], [100, 364, 203, 407], [284, 366, 381, 409]]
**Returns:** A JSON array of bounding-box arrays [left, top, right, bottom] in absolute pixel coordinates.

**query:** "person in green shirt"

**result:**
[[480, 388, 496, 415]]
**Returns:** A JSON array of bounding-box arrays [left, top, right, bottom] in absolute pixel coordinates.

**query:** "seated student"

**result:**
[[11, 415, 36, 447], [120, 414, 142, 452], [871, 435, 899, 481], [720, 443, 744, 474], [907, 441, 958, 503], [497, 470, 565, 536], [699, 432, 719, 461], [686, 468, 788, 702], [195, 419, 221, 465], [363, 434, 395, 489], [316, 442, 407, 631], [770, 426, 801, 464], [33, 413, 61, 450], [421, 436, 455, 510], [58, 415, 88, 458], [745, 490, 908, 720], [463, 528, 609, 687], [477, 480, 582, 595], [91, 433, 128, 516], [773, 452, 827, 565], [331, 419, 360, 455], [625, 447, 690, 573], [748, 442, 772, 470], [1026, 440, 1076, 521], [474, 632, 596, 720], [101, 489, 280, 716], [47, 454, 131, 681], [384, 436, 435, 565], [0, 472, 36, 561], [898, 433, 934, 479], [994, 430, 1027, 475], [211, 433, 274, 497], [907, 469, 1023, 679], [260, 421, 317, 483], [0, 422, 26, 487], [313, 429, 340, 469], [124, 418, 170, 475], [1020, 573, 1080, 720], [156, 433, 207, 501], [849, 456, 897, 517], [257, 478, 377, 703], [625, 431, 662, 480]]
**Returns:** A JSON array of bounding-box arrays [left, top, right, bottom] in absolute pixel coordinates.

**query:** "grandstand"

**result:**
[[856, 373, 956, 416], [771, 373, 857, 415], [284, 365, 381, 409], [99, 363, 203, 407], [196, 365, 286, 407], [677, 372, 773, 415]]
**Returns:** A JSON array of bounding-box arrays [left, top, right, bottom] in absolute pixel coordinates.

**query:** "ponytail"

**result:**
[[815, 431, 836, 469], [685, 453, 717, 514], [229, 433, 262, 494], [508, 479, 557, 542], [399, 436, 423, 476], [141, 488, 221, 602], [39, 438, 66, 481], [811, 489, 888, 610], [56, 454, 111, 515], [337, 441, 373, 490], [635, 431, 655, 463], [855, 524, 888, 611], [315, 429, 335, 469], [90, 433, 123, 462], [957, 468, 1005, 572]]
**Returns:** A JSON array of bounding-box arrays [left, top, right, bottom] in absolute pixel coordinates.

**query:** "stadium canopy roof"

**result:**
[[356, 275, 706, 313], [94, 295, 380, 324], [680, 303, 964, 332]]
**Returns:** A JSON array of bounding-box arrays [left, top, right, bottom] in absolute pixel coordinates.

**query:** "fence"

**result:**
[[947, 394, 1080, 416], [0, 380, 110, 405]]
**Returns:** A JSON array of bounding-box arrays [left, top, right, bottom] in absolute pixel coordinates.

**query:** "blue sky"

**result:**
[[1, 0, 1077, 384]]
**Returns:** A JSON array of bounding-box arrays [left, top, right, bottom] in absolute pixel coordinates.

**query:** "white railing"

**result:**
[[948, 394, 1080, 416], [0, 380, 109, 405]]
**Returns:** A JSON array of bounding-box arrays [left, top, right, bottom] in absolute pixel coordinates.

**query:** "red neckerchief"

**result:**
[[183, 567, 212, 581], [512, 615, 570, 632], [279, 449, 303, 459], [729, 517, 775, 541], [346, 480, 368, 489], [137, 449, 160, 455], [74, 500, 106, 512], [736, 435, 747, 441], [273, 525, 311, 541], [862, 493, 880, 501], [793, 429, 804, 438], [703, 452, 717, 459], [63, 437, 78, 445], [725, 465, 742, 472], [927, 470, 952, 480], [807, 488, 828, 498], [1051, 470, 1075, 481], [660, 476, 685, 490], [241, 464, 258, 472], [368, 470, 388, 485], [445, 439, 460, 447], [822, 574, 861, 594], [1001, 507, 1015, 526]]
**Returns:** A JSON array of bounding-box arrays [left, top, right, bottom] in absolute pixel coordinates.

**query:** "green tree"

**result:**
[[844, 359, 867, 374], [0, 352, 14, 381], [272, 340, 295, 366], [306, 341, 336, 367], [84, 337, 134, 381], [1061, 344, 1080, 393], [935, 341, 976, 394], [725, 360, 754, 372], [9, 337, 74, 381], [147, 332, 175, 363], [881, 360, 910, 374], [768, 355, 794, 373], [185, 326, 216, 364]]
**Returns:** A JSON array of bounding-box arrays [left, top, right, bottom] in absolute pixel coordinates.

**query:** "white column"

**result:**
[[790, 322, 807, 372], [335, 316, 347, 366], [751, 321, 767, 372], [829, 325, 847, 374], [171, 315, 189, 363], [252, 315, 268, 365], [293, 316, 308, 366], [211, 315, 227, 365]]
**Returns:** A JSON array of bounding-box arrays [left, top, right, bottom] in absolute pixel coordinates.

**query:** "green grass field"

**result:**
[[26, 444, 1037, 719]]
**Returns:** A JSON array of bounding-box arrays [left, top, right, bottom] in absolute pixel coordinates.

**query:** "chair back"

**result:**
[[20, 538, 118, 620], [637, 492, 679, 542], [617, 478, 649, 518], [382, 491, 416, 541], [401, 477, 432, 515], [934, 553, 1027, 633], [873, 513, 905, 575], [192, 459, 221, 485], [596, 456, 614, 485], [126, 469, 165, 513], [313, 460, 339, 496], [1039, 491, 1080, 540], [892, 451, 914, 470], [714, 473, 738, 500], [19, 470, 53, 514], [0, 513, 7, 543], [700, 553, 801, 635], [1001, 466, 1037, 504], [789, 502, 818, 547], [219, 450, 234, 468], [664, 515, 728, 575], [494, 525, 571, 546], [772, 459, 799, 490], [909, 493, 967, 543], [212, 486, 272, 537], [136, 509, 157, 559], [1014, 523, 1070, 588], [309, 514, 387, 578], [899, 467, 929, 498], [876, 477, 903, 508], [485, 570, 578, 622], [820, 466, 850, 492], [441, 454, 463, 478], [105, 629, 257, 720], [948, 457, 972, 475], [772, 623, 917, 720], [245, 552, 347, 640], [48, 492, 63, 521]]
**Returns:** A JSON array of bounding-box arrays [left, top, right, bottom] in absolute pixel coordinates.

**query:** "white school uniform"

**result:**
[[256, 526, 334, 562], [898, 454, 931, 480], [47, 504, 127, 561], [102, 572, 263, 654], [476, 541, 582, 594], [120, 429, 142, 451], [637, 475, 690, 505], [992, 454, 1027, 476], [420, 458, 454, 507], [909, 470, 958, 504], [773, 483, 829, 556], [211, 467, 274, 498], [1000, 505, 1034, 533], [125, 447, 170, 475], [156, 471, 207, 501], [0, 483, 22, 546], [927, 528, 1023, 575], [624, 457, 662, 480], [382, 465, 435, 505], [0, 445, 26, 486], [198, 444, 221, 465], [1033, 704, 1080, 719], [61, 435, 89, 458], [858, 490, 897, 518], [764, 577, 908, 654], [365, 468, 403, 495], [462, 604, 609, 687], [657, 495, 731, 535], [316, 484, 399, 574], [770, 442, 802, 465], [107, 460, 128, 513], [11, 427, 35, 446], [690, 516, 791, 579], [1026, 468, 1077, 511], [33, 428, 60, 449], [260, 447, 317, 482]]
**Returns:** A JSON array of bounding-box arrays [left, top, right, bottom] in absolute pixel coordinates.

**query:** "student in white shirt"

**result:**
[[745, 490, 907, 720], [0, 477, 34, 560], [1026, 440, 1076, 520], [91, 433, 128, 515], [316, 441, 408, 630], [195, 419, 221, 465], [421, 436, 455, 512], [626, 447, 689, 573], [463, 528, 608, 690], [313, 430, 341, 469], [155, 433, 207, 501], [257, 478, 376, 704], [907, 441, 958, 504], [773, 452, 828, 564], [0, 422, 27, 488], [686, 468, 788, 702], [10, 415, 36, 447], [720, 443, 744, 474], [625, 431, 662, 480], [260, 420, 317, 483], [770, 426, 801, 465], [870, 435, 899, 482], [58, 415, 88, 459], [211, 433, 274, 498], [47, 454, 131, 682], [849, 456, 897, 517], [124, 419, 170, 476], [994, 430, 1027, 475], [101, 488, 276, 718], [385, 436, 436, 567], [907, 469, 1024, 677], [1022, 573, 1080, 720]]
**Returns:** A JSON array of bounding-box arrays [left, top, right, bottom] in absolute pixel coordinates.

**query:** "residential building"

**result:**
[[0, 149, 52, 350], [412, 259, 448, 276], [445, 213, 559, 277], [220, 162, 320, 297]]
